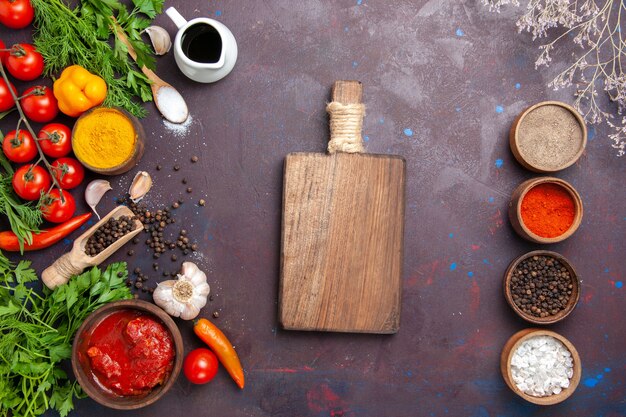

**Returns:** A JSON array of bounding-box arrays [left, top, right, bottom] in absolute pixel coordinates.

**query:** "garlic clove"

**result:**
[[191, 290, 209, 309], [129, 171, 152, 203], [84, 179, 112, 219], [180, 304, 200, 321], [144, 26, 172, 55], [181, 261, 207, 286]]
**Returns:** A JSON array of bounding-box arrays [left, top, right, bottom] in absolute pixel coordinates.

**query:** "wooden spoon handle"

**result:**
[[41, 251, 93, 289], [112, 18, 162, 85]]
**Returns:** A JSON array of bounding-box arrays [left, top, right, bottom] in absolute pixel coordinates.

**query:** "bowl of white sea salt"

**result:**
[[500, 329, 582, 405]]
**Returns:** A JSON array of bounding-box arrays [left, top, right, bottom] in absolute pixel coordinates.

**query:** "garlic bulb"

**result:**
[[144, 26, 172, 55], [153, 262, 210, 320]]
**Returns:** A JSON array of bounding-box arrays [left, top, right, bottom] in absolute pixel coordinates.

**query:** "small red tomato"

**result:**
[[51, 157, 84, 190], [5, 43, 43, 81], [2, 129, 37, 163], [21, 86, 58, 123], [0, 78, 17, 112], [183, 348, 219, 384], [0, 39, 7, 63], [38, 123, 72, 158], [40, 188, 76, 223], [12, 164, 51, 201], [0, 0, 34, 29]]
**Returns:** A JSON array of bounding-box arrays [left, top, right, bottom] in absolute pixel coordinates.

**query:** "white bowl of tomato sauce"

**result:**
[[72, 300, 183, 410]]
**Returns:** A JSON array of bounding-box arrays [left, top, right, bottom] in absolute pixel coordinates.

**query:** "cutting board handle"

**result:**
[[327, 80, 365, 154]]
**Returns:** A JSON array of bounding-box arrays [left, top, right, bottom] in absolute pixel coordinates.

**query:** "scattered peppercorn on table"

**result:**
[[2, 1, 623, 417]]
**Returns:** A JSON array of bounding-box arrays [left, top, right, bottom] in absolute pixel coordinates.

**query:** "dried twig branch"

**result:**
[[483, 0, 626, 156]]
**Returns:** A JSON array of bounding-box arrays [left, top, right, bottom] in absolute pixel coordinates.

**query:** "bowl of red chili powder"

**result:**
[[72, 300, 183, 410], [509, 177, 583, 244]]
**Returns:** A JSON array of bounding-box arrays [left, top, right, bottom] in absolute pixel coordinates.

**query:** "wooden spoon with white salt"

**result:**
[[113, 20, 189, 124]]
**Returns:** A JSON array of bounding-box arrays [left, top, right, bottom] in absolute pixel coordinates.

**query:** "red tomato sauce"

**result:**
[[84, 310, 175, 396]]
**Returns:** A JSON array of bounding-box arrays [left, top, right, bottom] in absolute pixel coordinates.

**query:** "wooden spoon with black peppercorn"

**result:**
[[41, 206, 143, 289]]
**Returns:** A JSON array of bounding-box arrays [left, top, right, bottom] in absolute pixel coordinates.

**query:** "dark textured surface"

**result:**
[[2, 1, 624, 416]]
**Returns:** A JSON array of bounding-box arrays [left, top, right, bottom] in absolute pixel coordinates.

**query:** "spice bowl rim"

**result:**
[[71, 106, 146, 176], [500, 328, 582, 405], [71, 299, 183, 410], [503, 250, 580, 325], [509, 177, 583, 244], [509, 100, 587, 173]]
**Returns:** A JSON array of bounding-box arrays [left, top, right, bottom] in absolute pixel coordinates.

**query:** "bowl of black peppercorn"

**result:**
[[504, 250, 580, 325]]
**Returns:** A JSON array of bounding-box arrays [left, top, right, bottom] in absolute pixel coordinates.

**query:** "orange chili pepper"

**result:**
[[193, 318, 244, 389]]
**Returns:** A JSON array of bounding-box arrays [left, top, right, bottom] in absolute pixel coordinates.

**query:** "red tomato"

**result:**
[[51, 157, 84, 190], [2, 129, 37, 163], [183, 348, 219, 384], [0, 0, 34, 29], [38, 123, 72, 158], [0, 39, 7, 63], [12, 164, 51, 201], [5, 43, 43, 81], [40, 188, 76, 223], [0, 78, 17, 112], [20, 86, 58, 123]]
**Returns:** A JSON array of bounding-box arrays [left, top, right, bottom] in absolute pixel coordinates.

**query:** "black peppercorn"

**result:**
[[85, 216, 135, 256], [510, 255, 573, 318]]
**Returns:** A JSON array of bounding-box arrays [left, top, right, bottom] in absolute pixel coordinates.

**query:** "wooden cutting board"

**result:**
[[279, 80, 406, 333]]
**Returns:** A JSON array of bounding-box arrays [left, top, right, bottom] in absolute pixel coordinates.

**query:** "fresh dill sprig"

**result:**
[[30, 0, 165, 118]]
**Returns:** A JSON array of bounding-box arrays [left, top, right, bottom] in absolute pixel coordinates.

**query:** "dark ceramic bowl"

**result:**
[[71, 300, 183, 410]]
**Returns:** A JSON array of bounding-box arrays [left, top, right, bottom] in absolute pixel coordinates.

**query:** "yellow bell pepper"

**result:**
[[53, 65, 107, 117]]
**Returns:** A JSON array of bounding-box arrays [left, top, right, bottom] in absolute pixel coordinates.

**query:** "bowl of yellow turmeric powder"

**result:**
[[72, 107, 145, 175]]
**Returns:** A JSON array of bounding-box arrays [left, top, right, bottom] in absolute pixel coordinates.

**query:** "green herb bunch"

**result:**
[[31, 0, 165, 118], [0, 261, 132, 417]]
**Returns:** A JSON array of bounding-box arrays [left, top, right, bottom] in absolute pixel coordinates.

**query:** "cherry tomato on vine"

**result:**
[[40, 188, 76, 223], [51, 157, 84, 190], [0, 39, 8, 63], [5, 43, 43, 81], [21, 86, 58, 123], [0, 0, 34, 29], [183, 348, 219, 384], [2, 129, 36, 163], [38, 123, 72, 158], [12, 164, 51, 201], [0, 78, 17, 112]]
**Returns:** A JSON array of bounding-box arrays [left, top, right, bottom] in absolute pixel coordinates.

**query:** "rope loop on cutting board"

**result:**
[[326, 102, 365, 154]]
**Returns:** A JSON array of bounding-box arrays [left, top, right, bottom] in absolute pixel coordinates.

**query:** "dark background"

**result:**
[[3, 1, 624, 416]]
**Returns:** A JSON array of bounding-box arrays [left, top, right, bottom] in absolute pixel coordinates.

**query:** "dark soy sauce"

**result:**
[[181, 24, 222, 63]]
